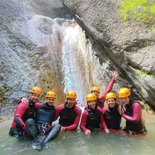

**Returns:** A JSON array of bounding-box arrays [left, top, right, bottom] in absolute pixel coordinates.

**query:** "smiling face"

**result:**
[[66, 98, 76, 108], [119, 97, 130, 105], [87, 100, 96, 109], [29, 93, 40, 103], [46, 97, 56, 106], [86, 93, 97, 109], [106, 98, 116, 108]]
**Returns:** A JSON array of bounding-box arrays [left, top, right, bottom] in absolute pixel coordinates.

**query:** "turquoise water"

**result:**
[[0, 114, 155, 155]]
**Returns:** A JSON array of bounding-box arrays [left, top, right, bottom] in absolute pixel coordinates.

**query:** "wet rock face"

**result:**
[[61, 0, 155, 108], [0, 0, 71, 112]]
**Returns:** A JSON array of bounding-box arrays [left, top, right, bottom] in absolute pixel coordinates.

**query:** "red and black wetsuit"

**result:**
[[11, 98, 42, 131], [122, 100, 145, 134], [103, 104, 121, 131], [80, 106, 107, 132], [55, 102, 82, 131], [97, 79, 115, 108]]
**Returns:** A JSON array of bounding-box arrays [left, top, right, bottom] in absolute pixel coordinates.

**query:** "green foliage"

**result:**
[[119, 0, 155, 25], [136, 70, 148, 78], [135, 69, 155, 80]]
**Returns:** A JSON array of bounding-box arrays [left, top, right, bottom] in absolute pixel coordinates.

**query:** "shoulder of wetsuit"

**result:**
[[102, 106, 108, 113], [96, 106, 103, 112], [18, 96, 29, 104]]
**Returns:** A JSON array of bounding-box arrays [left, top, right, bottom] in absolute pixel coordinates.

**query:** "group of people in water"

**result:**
[[8, 71, 147, 151]]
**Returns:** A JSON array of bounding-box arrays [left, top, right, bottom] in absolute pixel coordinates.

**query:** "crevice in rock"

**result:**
[[124, 39, 155, 53]]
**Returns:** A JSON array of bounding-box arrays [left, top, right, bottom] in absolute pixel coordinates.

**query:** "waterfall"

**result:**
[[25, 16, 91, 105], [60, 21, 112, 106], [25, 15, 111, 106], [61, 22, 90, 105]]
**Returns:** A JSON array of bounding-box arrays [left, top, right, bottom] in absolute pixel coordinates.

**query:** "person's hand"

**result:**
[[22, 124, 26, 130], [118, 104, 124, 115], [85, 129, 91, 136], [21, 97, 29, 104], [120, 104, 125, 115], [60, 127, 66, 132], [121, 109, 125, 115], [105, 129, 110, 134], [111, 71, 119, 80]]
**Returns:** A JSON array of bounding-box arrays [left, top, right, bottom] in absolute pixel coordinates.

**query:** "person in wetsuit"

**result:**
[[80, 93, 109, 136], [102, 92, 122, 133], [32, 91, 61, 151], [55, 90, 82, 132], [91, 71, 118, 108], [9, 86, 42, 140], [118, 88, 147, 136]]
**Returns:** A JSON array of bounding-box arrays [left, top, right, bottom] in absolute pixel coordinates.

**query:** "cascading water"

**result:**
[[60, 21, 113, 106], [2, 13, 115, 107], [25, 16, 91, 105], [61, 23, 90, 105]]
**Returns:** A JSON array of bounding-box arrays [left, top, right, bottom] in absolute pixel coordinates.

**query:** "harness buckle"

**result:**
[[42, 123, 51, 129], [41, 128, 46, 135]]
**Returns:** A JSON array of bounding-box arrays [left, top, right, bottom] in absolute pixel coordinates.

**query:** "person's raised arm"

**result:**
[[100, 71, 119, 103]]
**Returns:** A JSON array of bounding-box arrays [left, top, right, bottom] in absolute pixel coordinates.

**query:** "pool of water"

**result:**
[[0, 112, 155, 155]]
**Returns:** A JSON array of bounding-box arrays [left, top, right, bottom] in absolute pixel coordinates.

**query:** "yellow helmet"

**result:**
[[86, 93, 97, 102], [29, 86, 42, 96], [91, 86, 100, 93], [105, 92, 116, 100], [66, 90, 77, 99], [46, 91, 56, 99], [118, 88, 131, 98]]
